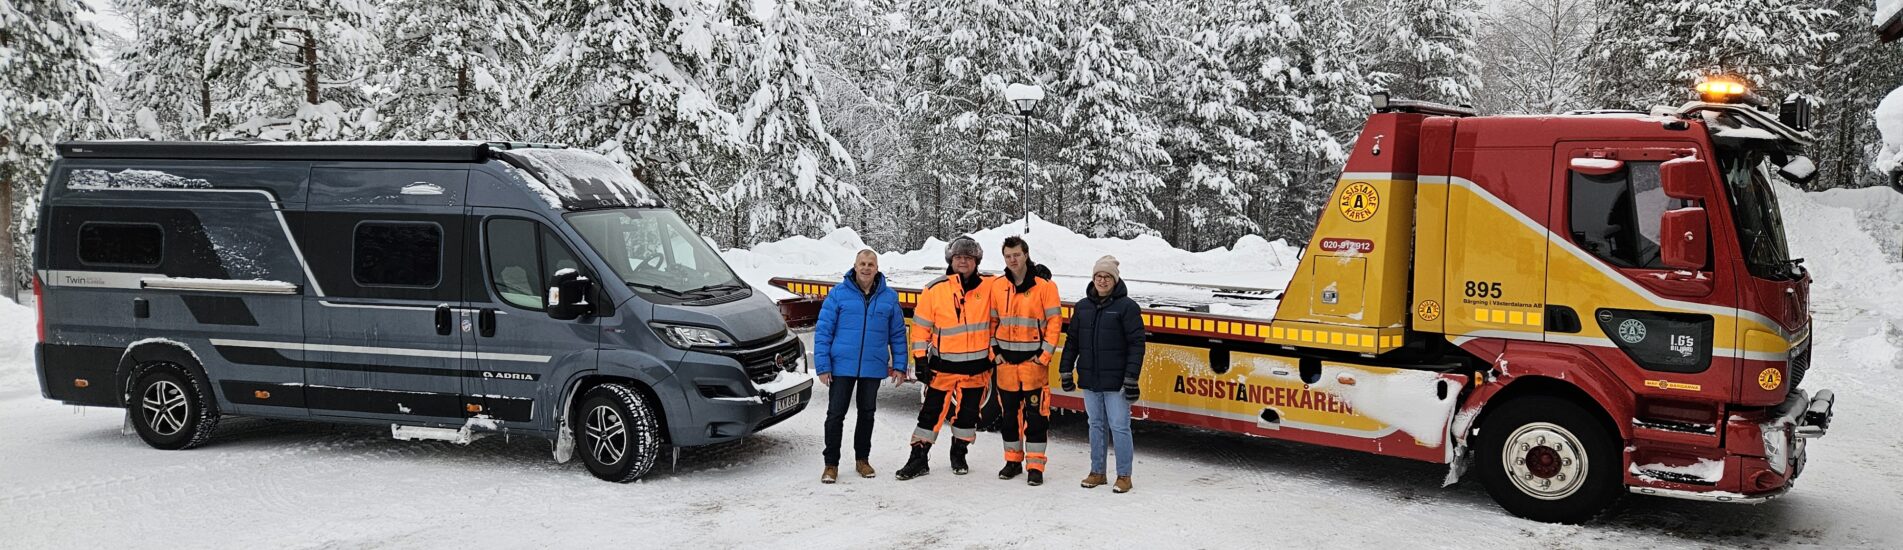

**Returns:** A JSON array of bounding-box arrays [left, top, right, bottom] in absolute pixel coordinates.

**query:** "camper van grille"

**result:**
[[728, 338, 802, 385]]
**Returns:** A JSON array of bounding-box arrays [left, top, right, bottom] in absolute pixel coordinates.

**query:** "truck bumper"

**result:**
[[1628, 388, 1834, 503]]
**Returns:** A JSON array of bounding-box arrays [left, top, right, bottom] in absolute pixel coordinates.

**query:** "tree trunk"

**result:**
[[1, 176, 15, 301], [457, 60, 470, 140], [303, 30, 319, 105], [200, 77, 213, 137]]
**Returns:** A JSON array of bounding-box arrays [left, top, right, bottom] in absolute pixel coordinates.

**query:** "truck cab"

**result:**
[[33, 141, 813, 483], [1266, 85, 1833, 521]]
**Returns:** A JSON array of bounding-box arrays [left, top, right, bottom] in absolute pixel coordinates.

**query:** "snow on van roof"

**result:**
[[57, 141, 498, 162], [493, 148, 664, 210]]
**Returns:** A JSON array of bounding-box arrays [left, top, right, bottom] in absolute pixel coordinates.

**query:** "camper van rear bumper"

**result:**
[[36, 343, 122, 407]]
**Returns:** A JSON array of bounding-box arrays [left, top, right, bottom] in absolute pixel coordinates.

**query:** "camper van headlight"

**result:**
[[650, 323, 736, 349]]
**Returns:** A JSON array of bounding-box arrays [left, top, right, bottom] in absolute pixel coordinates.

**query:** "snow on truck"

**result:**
[[771, 84, 1836, 523]]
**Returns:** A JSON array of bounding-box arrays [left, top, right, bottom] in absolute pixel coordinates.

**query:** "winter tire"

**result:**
[[1477, 395, 1621, 524], [128, 363, 220, 450], [577, 383, 663, 483]]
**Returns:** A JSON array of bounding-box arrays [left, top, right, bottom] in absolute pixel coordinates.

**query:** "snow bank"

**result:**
[[722, 214, 1303, 301], [0, 299, 37, 394], [1876, 85, 1903, 178]]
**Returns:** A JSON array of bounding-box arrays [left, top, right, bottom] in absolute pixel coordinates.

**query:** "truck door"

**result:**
[[460, 209, 601, 429], [294, 167, 474, 422], [1544, 144, 1740, 397]]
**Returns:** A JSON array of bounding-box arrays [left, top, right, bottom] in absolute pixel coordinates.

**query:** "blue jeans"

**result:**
[[1083, 390, 1133, 477]]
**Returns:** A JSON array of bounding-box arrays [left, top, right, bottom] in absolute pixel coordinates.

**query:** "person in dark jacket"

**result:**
[[813, 249, 908, 484], [1058, 255, 1145, 493]]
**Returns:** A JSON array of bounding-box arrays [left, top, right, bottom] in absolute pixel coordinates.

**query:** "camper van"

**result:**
[[31, 141, 813, 482]]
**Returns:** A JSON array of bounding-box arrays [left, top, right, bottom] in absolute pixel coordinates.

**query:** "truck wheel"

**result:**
[[128, 363, 220, 450], [1477, 396, 1621, 524], [577, 383, 663, 483]]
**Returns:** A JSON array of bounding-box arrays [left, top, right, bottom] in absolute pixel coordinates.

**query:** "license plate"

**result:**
[[774, 393, 801, 414]]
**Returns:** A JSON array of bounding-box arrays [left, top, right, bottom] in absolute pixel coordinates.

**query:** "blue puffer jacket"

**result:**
[[814, 270, 908, 378], [1059, 279, 1146, 392]]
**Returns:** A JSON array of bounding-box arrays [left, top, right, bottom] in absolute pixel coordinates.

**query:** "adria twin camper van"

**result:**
[[31, 141, 813, 482]]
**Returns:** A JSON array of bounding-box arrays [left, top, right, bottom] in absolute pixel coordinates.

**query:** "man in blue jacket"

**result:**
[[815, 249, 909, 484]]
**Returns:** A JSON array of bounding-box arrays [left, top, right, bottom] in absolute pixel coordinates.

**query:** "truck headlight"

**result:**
[[1762, 424, 1790, 475], [650, 323, 736, 349]]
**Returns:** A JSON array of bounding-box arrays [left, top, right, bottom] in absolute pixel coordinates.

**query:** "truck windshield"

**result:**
[[1717, 148, 1797, 280], [565, 209, 746, 299]]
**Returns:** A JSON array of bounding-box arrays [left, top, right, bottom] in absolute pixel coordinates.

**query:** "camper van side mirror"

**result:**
[[1659, 156, 1712, 200], [547, 269, 593, 321], [1660, 207, 1709, 270]]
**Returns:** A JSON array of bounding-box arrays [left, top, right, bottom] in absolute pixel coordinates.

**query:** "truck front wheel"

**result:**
[[577, 383, 663, 482], [1477, 396, 1621, 523]]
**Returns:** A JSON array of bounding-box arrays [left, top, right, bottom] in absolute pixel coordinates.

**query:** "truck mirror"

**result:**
[[1660, 207, 1708, 270], [547, 268, 593, 321], [1569, 157, 1624, 176], [1659, 156, 1712, 200], [1779, 95, 1812, 132], [1776, 155, 1817, 186]]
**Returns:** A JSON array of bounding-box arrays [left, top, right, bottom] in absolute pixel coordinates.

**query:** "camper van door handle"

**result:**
[[434, 305, 452, 335], [479, 308, 497, 337]]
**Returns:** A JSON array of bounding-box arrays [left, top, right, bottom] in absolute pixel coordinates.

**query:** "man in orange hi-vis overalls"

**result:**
[[987, 236, 1063, 486], [895, 236, 998, 481]]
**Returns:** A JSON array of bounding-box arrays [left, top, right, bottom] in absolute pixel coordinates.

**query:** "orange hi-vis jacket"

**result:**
[[909, 271, 999, 375], [989, 262, 1063, 391]]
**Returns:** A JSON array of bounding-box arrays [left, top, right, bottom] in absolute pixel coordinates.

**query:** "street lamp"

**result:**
[[1004, 83, 1043, 233]]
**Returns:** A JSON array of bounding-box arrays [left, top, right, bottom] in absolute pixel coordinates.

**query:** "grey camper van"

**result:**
[[30, 141, 814, 482]]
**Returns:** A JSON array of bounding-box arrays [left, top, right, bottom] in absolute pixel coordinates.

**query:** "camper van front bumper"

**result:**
[[669, 336, 815, 446]]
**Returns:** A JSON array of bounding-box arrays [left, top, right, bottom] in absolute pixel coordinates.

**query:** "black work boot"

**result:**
[[998, 461, 1023, 480], [950, 440, 971, 475], [1026, 469, 1043, 486], [895, 444, 931, 481]]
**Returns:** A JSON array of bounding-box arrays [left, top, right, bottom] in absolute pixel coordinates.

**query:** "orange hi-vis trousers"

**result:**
[[911, 371, 992, 446], [1000, 386, 1051, 471]]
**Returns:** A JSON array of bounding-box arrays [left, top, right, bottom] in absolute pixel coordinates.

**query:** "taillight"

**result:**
[[33, 274, 45, 343]]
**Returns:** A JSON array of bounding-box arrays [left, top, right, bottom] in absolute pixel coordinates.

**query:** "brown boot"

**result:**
[[821, 466, 838, 484], [855, 460, 876, 478], [1081, 472, 1108, 488], [1112, 476, 1133, 493]]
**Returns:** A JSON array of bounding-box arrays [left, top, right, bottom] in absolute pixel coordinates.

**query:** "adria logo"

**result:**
[[1319, 238, 1375, 254]]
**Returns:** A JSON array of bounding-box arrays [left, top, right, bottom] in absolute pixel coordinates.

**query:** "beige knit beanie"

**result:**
[[1092, 255, 1121, 280]]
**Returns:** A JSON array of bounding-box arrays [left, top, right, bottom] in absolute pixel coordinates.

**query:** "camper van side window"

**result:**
[[78, 222, 164, 268], [353, 222, 442, 288]]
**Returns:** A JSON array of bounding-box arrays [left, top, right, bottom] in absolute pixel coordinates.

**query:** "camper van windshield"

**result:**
[[566, 208, 745, 299]]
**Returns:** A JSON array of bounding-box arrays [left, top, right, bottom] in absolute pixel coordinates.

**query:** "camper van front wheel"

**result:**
[[127, 364, 221, 450], [577, 383, 662, 482]]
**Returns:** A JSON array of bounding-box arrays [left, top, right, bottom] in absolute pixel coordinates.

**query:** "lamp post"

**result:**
[[1004, 83, 1043, 233]]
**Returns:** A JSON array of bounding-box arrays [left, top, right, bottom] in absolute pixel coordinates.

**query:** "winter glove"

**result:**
[[1122, 377, 1141, 403], [1060, 372, 1077, 392], [914, 356, 935, 385]]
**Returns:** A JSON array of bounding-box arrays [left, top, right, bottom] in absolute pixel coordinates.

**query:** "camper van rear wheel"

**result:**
[[128, 363, 220, 450], [1477, 395, 1620, 524], [577, 383, 662, 482]]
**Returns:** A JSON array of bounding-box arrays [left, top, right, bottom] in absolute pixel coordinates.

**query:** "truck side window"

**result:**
[[1569, 161, 1669, 269], [486, 218, 585, 311], [78, 222, 163, 268], [353, 222, 443, 287]]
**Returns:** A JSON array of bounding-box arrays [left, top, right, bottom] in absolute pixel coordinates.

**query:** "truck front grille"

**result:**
[[1788, 345, 1811, 390]]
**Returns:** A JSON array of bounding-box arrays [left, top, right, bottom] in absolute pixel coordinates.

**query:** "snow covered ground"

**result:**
[[6, 187, 1903, 548]]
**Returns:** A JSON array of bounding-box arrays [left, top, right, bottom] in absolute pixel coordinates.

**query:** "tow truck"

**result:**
[[770, 81, 1834, 523]]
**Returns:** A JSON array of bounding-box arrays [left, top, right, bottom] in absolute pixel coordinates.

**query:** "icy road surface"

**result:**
[[6, 187, 1903, 548]]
